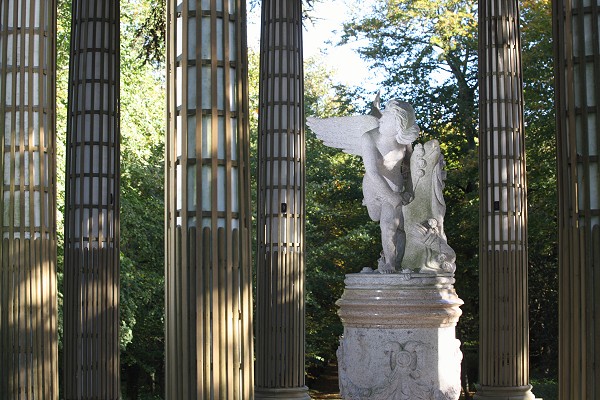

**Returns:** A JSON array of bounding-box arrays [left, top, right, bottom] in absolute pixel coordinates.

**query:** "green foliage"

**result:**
[[341, 0, 558, 387], [303, 59, 382, 371], [341, 0, 479, 151], [521, 0, 558, 378], [133, 0, 166, 65], [530, 378, 558, 400], [119, 2, 166, 397], [341, 1, 481, 389], [51, 0, 558, 396], [56, 0, 71, 360]]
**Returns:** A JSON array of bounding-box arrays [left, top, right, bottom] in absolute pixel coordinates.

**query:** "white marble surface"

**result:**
[[338, 327, 462, 399], [307, 99, 420, 273], [308, 100, 456, 275], [336, 273, 463, 400]]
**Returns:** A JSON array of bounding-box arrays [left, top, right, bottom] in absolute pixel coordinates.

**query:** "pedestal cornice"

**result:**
[[336, 272, 463, 328]]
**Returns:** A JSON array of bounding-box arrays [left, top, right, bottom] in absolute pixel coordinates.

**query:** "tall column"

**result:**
[[255, 0, 308, 399], [0, 0, 58, 398], [476, 0, 535, 398], [165, 0, 254, 397], [63, 1, 120, 398], [553, 1, 600, 399]]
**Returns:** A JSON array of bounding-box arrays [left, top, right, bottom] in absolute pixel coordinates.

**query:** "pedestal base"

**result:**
[[474, 385, 538, 400], [255, 386, 311, 399], [336, 272, 463, 400]]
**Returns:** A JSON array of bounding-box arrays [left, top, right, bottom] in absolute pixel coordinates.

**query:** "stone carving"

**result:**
[[402, 141, 456, 274], [337, 337, 461, 400], [307, 97, 455, 275]]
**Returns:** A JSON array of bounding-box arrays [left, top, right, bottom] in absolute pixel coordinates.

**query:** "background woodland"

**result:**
[[53, 0, 558, 397]]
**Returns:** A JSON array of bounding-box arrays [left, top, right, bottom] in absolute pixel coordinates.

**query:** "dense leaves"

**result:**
[[52, 0, 558, 397], [341, 0, 482, 390], [341, 0, 558, 388], [521, 0, 558, 377], [303, 59, 382, 370]]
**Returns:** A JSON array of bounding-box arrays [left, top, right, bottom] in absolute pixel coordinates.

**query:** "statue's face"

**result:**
[[379, 109, 398, 137]]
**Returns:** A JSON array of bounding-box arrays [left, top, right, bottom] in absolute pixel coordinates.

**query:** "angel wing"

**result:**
[[306, 115, 379, 157]]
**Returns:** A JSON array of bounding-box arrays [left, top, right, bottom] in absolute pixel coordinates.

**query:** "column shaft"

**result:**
[[553, 0, 600, 398], [165, 0, 254, 398], [477, 0, 534, 398], [63, 1, 120, 398], [255, 0, 308, 398], [0, 0, 58, 398]]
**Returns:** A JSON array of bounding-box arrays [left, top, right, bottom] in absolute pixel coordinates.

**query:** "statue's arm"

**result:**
[[362, 136, 402, 207]]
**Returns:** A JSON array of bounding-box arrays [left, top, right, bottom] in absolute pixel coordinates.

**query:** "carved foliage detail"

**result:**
[[402, 140, 456, 274], [337, 338, 461, 400]]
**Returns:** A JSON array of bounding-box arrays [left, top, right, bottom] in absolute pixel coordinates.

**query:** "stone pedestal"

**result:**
[[336, 273, 463, 400]]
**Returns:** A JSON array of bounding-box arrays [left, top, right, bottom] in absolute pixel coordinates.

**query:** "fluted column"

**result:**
[[0, 0, 58, 398], [476, 0, 535, 398], [165, 0, 254, 397], [255, 0, 308, 398], [63, 1, 120, 398], [553, 1, 600, 399]]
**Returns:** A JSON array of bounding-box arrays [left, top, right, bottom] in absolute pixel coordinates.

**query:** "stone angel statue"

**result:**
[[307, 98, 419, 273], [307, 97, 456, 275]]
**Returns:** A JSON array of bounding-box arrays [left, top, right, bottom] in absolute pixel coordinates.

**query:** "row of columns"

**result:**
[[1, 0, 599, 399], [477, 0, 600, 398]]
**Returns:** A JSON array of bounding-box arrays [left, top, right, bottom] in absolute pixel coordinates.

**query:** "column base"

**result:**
[[255, 386, 311, 399], [474, 385, 538, 400]]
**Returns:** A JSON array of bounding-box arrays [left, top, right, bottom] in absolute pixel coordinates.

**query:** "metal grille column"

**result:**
[[165, 0, 254, 397], [476, 0, 535, 398], [63, 1, 120, 398], [554, 0, 600, 398], [0, 0, 58, 398], [255, 0, 308, 398]]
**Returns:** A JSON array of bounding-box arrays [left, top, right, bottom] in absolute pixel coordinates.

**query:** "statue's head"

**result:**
[[380, 100, 420, 144]]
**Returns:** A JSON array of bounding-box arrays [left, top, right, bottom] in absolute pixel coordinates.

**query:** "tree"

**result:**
[[302, 58, 381, 373], [341, 0, 478, 150], [520, 0, 558, 378], [341, 0, 481, 391], [118, 2, 166, 398], [340, 0, 558, 390]]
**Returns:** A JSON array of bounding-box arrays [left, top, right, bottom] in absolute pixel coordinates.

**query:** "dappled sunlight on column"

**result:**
[[165, 0, 254, 397], [0, 0, 58, 397], [62, 1, 121, 398], [476, 0, 534, 398], [255, 0, 308, 398], [554, 0, 600, 397]]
